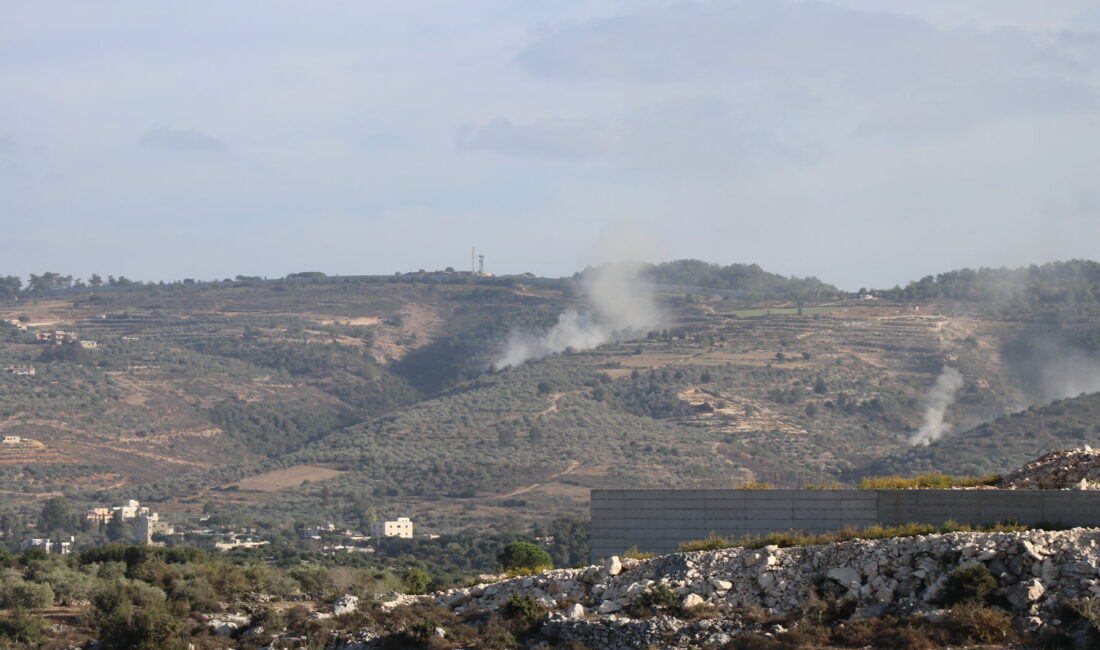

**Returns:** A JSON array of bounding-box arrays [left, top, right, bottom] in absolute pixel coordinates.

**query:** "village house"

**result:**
[[5, 365, 36, 376], [135, 512, 175, 545], [20, 536, 74, 555], [370, 517, 414, 539], [2, 435, 21, 445], [85, 499, 151, 523]]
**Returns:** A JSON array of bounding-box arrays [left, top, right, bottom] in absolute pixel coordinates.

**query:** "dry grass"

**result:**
[[857, 473, 1001, 490]]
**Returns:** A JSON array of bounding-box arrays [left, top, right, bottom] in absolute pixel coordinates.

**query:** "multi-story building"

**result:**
[[370, 517, 414, 539]]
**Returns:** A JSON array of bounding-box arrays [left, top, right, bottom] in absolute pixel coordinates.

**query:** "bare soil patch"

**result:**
[[231, 464, 346, 492]]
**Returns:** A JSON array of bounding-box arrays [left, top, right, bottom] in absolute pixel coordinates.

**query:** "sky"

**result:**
[[2, 0, 1099, 290]]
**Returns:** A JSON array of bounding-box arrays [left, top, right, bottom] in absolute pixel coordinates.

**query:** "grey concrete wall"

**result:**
[[590, 489, 1100, 561]]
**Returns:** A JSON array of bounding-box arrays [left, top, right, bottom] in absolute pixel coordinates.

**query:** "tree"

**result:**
[[39, 497, 77, 534], [497, 541, 553, 572], [27, 272, 72, 293], [0, 276, 21, 299], [813, 376, 827, 395], [88, 274, 104, 288]]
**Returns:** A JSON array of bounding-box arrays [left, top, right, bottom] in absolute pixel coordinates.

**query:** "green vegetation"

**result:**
[[942, 564, 998, 606], [874, 259, 1100, 304], [641, 259, 840, 300], [632, 583, 679, 613]]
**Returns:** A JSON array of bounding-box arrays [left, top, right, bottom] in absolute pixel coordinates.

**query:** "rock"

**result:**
[[206, 620, 239, 637], [758, 572, 775, 590], [333, 594, 359, 616], [597, 600, 622, 614], [827, 566, 861, 588], [710, 579, 732, 592], [682, 593, 705, 609], [241, 625, 264, 640], [566, 603, 586, 619], [606, 556, 623, 576], [1007, 578, 1046, 609]]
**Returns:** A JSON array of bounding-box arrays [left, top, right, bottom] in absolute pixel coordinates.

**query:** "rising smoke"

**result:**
[[908, 366, 964, 446], [492, 261, 661, 369]]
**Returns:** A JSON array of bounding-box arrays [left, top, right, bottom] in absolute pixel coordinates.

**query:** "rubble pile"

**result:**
[[1001, 446, 1100, 490], [432, 528, 1100, 648]]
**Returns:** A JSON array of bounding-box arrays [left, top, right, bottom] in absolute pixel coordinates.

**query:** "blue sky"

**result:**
[[3, 1, 1099, 289]]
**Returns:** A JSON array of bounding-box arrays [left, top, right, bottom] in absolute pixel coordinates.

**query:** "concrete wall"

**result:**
[[590, 489, 1100, 561]]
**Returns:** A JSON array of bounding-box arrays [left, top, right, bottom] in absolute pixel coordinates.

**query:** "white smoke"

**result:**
[[493, 261, 660, 369], [1037, 355, 1100, 402], [908, 366, 964, 446]]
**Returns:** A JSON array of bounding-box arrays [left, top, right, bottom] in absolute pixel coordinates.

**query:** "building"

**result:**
[[2, 435, 21, 445], [85, 499, 150, 524], [5, 366, 35, 376], [78, 340, 98, 350], [135, 513, 174, 545], [20, 537, 74, 555], [35, 330, 74, 344], [370, 517, 414, 539]]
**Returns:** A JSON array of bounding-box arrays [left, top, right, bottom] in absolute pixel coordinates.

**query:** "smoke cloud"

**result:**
[[492, 261, 660, 369], [1029, 342, 1100, 403], [908, 366, 964, 446]]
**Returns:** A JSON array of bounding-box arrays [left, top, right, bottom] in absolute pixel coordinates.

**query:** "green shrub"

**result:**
[[942, 564, 998, 605], [497, 542, 552, 572], [504, 593, 544, 625], [402, 568, 432, 595], [633, 583, 679, 612], [0, 610, 46, 645]]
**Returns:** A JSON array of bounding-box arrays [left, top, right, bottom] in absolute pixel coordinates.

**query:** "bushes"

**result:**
[[942, 603, 1017, 644], [632, 584, 679, 613], [0, 610, 46, 645], [402, 568, 432, 595], [503, 593, 544, 625], [942, 564, 998, 606]]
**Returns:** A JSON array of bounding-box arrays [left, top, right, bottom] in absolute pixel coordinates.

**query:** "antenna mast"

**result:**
[[471, 247, 477, 275]]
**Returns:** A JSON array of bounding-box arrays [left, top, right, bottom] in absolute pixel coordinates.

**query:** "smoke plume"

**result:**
[[493, 261, 660, 369], [908, 366, 964, 446]]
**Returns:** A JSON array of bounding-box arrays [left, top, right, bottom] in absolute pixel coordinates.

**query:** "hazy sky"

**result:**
[[3, 1, 1099, 289]]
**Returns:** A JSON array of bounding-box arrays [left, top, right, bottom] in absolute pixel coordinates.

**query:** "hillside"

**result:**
[[3, 262, 1100, 539], [861, 391, 1100, 478]]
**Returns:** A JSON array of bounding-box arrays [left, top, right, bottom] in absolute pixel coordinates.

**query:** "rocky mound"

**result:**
[[433, 528, 1100, 649], [1001, 446, 1100, 490]]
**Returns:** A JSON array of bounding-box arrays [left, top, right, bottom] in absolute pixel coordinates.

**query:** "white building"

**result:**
[[20, 537, 74, 555], [370, 517, 414, 539]]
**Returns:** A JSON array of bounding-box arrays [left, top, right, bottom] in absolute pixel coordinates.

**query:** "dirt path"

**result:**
[[500, 459, 582, 498]]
